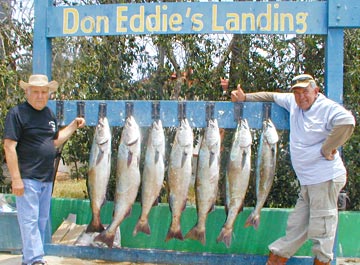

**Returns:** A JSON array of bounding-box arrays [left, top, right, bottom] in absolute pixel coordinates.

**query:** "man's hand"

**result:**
[[75, 117, 86, 129], [231, 84, 246, 102], [321, 148, 337, 161], [12, 178, 24, 196]]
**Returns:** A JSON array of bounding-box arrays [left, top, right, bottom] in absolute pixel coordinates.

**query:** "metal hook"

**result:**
[[263, 102, 272, 121], [77, 101, 85, 118], [126, 102, 134, 118], [178, 101, 186, 121], [56, 100, 65, 127], [151, 101, 160, 121], [206, 102, 215, 122], [234, 102, 244, 122], [98, 103, 107, 119]]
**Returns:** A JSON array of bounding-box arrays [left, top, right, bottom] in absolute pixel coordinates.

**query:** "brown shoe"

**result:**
[[313, 258, 330, 265], [266, 251, 288, 265]]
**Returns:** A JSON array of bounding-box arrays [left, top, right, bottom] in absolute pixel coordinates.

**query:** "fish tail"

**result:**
[[133, 219, 151, 236], [244, 212, 260, 230], [185, 225, 206, 245], [93, 231, 115, 248], [216, 227, 232, 248], [165, 225, 184, 242], [165, 230, 184, 242], [86, 218, 105, 233]]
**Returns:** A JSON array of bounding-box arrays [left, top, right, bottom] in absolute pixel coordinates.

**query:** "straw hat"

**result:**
[[20, 74, 58, 93]]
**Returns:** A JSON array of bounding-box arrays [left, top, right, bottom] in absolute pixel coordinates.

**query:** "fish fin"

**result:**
[[209, 151, 215, 167], [244, 212, 260, 230], [133, 219, 151, 236], [241, 150, 248, 168], [181, 152, 188, 168], [209, 202, 216, 213], [239, 204, 244, 213], [125, 206, 132, 219], [155, 150, 160, 164], [95, 147, 105, 166], [165, 226, 184, 242], [185, 226, 206, 245], [86, 219, 105, 233], [216, 227, 232, 248], [93, 231, 115, 248], [127, 151, 133, 167], [152, 196, 159, 207], [224, 204, 229, 215]]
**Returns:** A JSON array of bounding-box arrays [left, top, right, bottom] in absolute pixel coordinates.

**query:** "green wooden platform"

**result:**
[[49, 198, 360, 258], [1, 195, 359, 264]]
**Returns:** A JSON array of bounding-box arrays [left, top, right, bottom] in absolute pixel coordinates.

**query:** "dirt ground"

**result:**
[[0, 253, 359, 265]]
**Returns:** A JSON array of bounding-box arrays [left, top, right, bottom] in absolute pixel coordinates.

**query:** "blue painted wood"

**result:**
[[44, 244, 314, 264], [30, 1, 360, 262], [46, 2, 327, 37], [47, 100, 289, 129], [328, 0, 360, 28], [0, 212, 22, 253], [325, 28, 344, 104], [33, 0, 52, 76]]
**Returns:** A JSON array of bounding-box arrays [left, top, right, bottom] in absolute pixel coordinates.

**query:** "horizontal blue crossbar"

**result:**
[[48, 100, 289, 130]]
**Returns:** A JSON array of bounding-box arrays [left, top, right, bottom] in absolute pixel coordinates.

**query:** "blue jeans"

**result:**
[[16, 179, 53, 265]]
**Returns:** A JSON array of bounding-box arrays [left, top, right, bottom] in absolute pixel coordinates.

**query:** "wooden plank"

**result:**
[[51, 213, 77, 244], [59, 224, 86, 245]]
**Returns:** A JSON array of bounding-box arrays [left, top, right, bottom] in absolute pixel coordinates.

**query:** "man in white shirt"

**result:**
[[231, 74, 355, 265]]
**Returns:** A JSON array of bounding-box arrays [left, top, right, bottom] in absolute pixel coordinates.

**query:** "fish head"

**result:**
[[235, 119, 252, 147], [150, 119, 165, 147], [122, 116, 140, 146], [95, 117, 111, 145], [263, 119, 279, 145], [205, 119, 220, 147], [176, 119, 193, 147]]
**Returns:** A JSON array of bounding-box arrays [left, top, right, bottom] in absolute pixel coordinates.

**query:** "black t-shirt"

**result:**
[[4, 101, 58, 182]]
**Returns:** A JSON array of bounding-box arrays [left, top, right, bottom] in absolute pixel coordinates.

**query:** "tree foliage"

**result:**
[[0, 1, 359, 210]]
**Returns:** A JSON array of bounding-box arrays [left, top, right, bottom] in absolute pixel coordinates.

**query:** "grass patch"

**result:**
[[52, 178, 88, 199]]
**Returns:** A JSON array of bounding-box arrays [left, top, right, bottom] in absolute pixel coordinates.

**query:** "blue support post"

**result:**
[[325, 28, 344, 104], [33, 0, 53, 77]]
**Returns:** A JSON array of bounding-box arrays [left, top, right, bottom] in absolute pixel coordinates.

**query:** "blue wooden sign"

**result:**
[[33, 0, 360, 105], [46, 2, 327, 37]]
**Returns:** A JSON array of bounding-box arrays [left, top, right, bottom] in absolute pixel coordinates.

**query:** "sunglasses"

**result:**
[[291, 75, 316, 89]]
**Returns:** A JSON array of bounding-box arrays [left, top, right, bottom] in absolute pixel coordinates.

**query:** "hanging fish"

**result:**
[[217, 118, 252, 247], [133, 119, 165, 236], [185, 119, 221, 245], [86, 116, 112, 233], [166, 118, 193, 241], [245, 119, 278, 229], [94, 115, 141, 248]]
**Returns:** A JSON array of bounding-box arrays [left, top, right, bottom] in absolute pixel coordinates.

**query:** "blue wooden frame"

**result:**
[[48, 100, 289, 129], [33, 0, 360, 104], [31, 0, 360, 264]]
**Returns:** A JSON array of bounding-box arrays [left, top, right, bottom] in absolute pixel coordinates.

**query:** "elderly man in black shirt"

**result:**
[[3, 74, 85, 265]]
